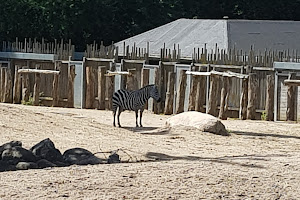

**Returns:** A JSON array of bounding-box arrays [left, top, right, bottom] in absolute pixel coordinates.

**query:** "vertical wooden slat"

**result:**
[[13, 65, 22, 104], [247, 73, 258, 119], [164, 72, 175, 115], [219, 76, 228, 120], [33, 73, 41, 106], [207, 74, 218, 116], [97, 67, 106, 110], [85, 66, 95, 108], [188, 75, 198, 111], [286, 72, 296, 121], [141, 68, 150, 109], [105, 76, 114, 110], [67, 65, 76, 108], [175, 70, 187, 114], [266, 74, 275, 121]]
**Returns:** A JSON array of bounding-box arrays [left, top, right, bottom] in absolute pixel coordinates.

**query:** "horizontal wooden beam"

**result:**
[[18, 69, 60, 75], [186, 70, 249, 79], [123, 59, 145, 64], [284, 80, 300, 86], [85, 58, 115, 62], [193, 63, 242, 69], [105, 70, 131, 76], [0, 52, 58, 61]]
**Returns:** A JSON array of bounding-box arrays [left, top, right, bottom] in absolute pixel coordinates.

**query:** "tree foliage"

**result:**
[[0, 0, 299, 51]]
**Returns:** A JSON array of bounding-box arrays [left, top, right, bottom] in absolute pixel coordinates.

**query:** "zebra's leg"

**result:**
[[117, 108, 123, 127], [139, 109, 144, 127], [135, 110, 139, 127], [113, 109, 116, 127]]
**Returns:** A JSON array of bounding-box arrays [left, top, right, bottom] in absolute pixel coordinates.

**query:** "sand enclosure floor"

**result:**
[[0, 103, 300, 199]]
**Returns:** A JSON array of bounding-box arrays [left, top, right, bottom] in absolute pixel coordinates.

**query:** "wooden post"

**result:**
[[21, 66, 30, 103], [85, 66, 95, 108], [3, 68, 13, 103], [153, 68, 161, 114], [141, 68, 150, 109], [52, 62, 60, 107], [247, 73, 258, 119], [207, 74, 218, 116], [218, 76, 228, 119], [97, 67, 106, 110], [188, 75, 198, 111], [164, 72, 175, 115], [195, 69, 206, 113], [126, 69, 138, 91], [175, 70, 187, 114], [13, 65, 22, 104], [286, 72, 296, 121], [105, 75, 114, 110], [240, 78, 248, 120], [266, 74, 274, 121], [33, 73, 41, 106], [67, 65, 76, 108], [0, 67, 5, 102]]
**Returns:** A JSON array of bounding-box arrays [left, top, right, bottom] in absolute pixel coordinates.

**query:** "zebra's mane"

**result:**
[[139, 84, 155, 91]]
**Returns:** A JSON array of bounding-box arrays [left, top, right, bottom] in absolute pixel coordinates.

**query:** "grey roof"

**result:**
[[115, 18, 300, 58]]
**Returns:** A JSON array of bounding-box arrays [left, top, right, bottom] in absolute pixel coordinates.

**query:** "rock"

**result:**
[[30, 138, 63, 163], [16, 162, 38, 170], [2, 146, 37, 164], [36, 159, 57, 169], [166, 111, 229, 136], [0, 141, 22, 159], [0, 160, 16, 172], [63, 148, 102, 165], [107, 152, 120, 164]]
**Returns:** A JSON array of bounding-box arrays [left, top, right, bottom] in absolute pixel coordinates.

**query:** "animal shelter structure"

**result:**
[[115, 18, 300, 59]]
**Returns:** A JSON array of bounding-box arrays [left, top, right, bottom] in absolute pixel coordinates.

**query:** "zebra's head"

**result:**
[[149, 85, 161, 102]]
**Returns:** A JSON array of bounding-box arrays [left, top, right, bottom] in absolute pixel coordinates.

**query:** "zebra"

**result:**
[[112, 84, 161, 127]]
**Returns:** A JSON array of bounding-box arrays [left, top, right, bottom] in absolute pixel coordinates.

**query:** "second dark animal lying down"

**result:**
[[112, 84, 161, 127]]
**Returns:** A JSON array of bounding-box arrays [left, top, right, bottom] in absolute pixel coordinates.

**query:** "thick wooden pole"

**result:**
[[97, 67, 106, 110], [0, 67, 5, 102], [67, 65, 76, 108], [164, 72, 175, 115], [141, 68, 150, 109], [3, 68, 13, 103], [126, 69, 138, 91], [286, 72, 296, 121], [195, 71, 206, 113], [105, 75, 114, 110], [141, 68, 150, 87], [21, 66, 30, 103], [52, 74, 59, 107], [85, 66, 95, 109], [188, 75, 198, 111], [175, 70, 187, 114], [266, 74, 274, 121], [153, 68, 161, 114], [240, 78, 248, 120], [207, 74, 218, 116], [33, 73, 41, 106], [13, 65, 22, 104], [219, 76, 228, 119], [247, 73, 258, 119], [52, 60, 60, 107]]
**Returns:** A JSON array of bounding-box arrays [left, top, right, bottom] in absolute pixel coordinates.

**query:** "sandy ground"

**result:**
[[0, 103, 300, 199]]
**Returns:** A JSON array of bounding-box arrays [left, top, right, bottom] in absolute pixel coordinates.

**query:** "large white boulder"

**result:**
[[166, 111, 229, 136]]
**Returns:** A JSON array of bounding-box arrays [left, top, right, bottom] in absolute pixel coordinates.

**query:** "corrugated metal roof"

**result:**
[[115, 19, 228, 58], [115, 18, 300, 58]]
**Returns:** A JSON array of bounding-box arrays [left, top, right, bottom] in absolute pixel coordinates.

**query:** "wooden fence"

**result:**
[[1, 38, 300, 121]]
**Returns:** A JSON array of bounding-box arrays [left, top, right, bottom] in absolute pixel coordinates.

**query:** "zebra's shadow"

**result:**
[[121, 127, 170, 135]]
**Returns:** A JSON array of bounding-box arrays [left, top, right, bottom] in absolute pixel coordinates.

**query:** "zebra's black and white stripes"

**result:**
[[112, 84, 161, 127]]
